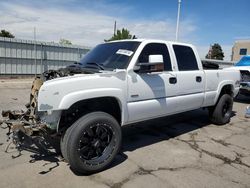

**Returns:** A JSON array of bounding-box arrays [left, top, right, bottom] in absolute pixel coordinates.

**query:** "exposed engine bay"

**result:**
[[0, 66, 95, 157]]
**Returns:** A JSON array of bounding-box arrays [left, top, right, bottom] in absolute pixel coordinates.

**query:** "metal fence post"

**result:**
[[41, 43, 43, 74], [15, 41, 17, 74], [4, 37, 6, 74]]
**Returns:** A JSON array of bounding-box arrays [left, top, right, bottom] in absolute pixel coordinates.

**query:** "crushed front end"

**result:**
[[0, 66, 96, 156], [0, 76, 60, 156], [0, 68, 74, 156]]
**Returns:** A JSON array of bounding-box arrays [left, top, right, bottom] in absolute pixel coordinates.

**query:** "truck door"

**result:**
[[127, 43, 178, 123], [173, 45, 205, 112]]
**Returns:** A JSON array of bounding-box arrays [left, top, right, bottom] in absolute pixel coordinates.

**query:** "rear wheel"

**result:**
[[64, 112, 121, 174], [209, 94, 233, 125]]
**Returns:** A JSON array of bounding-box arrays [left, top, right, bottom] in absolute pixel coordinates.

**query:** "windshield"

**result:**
[[80, 41, 140, 70], [235, 56, 250, 66]]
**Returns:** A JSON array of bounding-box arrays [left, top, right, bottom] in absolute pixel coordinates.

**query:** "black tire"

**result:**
[[60, 124, 75, 162], [65, 112, 121, 174], [60, 132, 67, 160], [209, 94, 233, 125]]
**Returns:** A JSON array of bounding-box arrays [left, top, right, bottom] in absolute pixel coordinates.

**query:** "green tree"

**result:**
[[105, 28, 137, 42], [206, 43, 224, 60], [0, 29, 15, 38], [59, 38, 72, 45]]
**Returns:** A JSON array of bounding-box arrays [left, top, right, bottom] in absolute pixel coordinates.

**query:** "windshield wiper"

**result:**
[[86, 62, 105, 70]]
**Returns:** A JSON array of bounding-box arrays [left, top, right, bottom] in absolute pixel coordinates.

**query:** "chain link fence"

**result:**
[[0, 37, 90, 75]]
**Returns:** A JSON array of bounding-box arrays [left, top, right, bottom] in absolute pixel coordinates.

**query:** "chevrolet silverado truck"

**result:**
[[1, 39, 241, 174]]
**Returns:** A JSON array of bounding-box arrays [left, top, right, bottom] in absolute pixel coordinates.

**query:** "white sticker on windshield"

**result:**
[[116, 49, 134, 56]]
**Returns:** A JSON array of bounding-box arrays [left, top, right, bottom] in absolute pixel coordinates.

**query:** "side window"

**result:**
[[138, 43, 172, 71], [239, 48, 247, 55], [173, 45, 199, 71]]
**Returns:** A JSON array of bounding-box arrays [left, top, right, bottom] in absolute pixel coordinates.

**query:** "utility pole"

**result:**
[[113, 21, 117, 37], [175, 0, 181, 41], [34, 27, 37, 76]]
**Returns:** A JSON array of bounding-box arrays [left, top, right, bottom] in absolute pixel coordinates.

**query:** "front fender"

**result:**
[[59, 88, 123, 108], [58, 88, 128, 125]]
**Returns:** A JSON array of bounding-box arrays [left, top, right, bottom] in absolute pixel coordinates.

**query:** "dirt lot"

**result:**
[[0, 79, 250, 188]]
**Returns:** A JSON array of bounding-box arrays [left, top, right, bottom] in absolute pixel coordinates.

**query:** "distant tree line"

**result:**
[[206, 43, 224, 60], [0, 29, 15, 38], [105, 28, 137, 42], [59, 38, 72, 45]]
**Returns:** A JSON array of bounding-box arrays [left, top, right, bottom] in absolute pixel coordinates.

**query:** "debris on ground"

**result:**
[[1, 73, 53, 156], [0, 65, 95, 157]]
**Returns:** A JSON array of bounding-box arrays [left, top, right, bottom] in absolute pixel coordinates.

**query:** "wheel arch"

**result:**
[[214, 83, 234, 104], [57, 96, 124, 132]]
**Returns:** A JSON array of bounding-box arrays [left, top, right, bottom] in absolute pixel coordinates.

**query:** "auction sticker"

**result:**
[[116, 49, 134, 56]]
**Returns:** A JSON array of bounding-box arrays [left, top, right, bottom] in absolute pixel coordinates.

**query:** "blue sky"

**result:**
[[0, 0, 249, 60]]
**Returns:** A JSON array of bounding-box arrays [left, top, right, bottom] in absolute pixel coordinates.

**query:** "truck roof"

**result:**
[[107, 39, 194, 47]]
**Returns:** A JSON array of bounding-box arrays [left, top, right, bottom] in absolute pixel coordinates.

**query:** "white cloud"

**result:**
[[0, 1, 232, 61], [0, 3, 196, 47]]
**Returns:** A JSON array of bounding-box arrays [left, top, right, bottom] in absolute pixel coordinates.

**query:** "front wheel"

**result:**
[[64, 112, 122, 174], [209, 94, 233, 125]]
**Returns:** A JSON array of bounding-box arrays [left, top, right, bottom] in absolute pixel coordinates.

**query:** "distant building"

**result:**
[[232, 40, 250, 61]]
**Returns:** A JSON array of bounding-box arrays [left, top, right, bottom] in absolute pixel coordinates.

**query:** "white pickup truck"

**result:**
[[3, 39, 240, 174], [35, 39, 241, 173]]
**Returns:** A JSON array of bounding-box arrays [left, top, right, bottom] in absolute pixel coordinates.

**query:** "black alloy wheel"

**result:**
[[78, 123, 114, 162], [64, 112, 122, 174]]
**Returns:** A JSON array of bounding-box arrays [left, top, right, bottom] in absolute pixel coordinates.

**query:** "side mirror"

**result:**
[[135, 55, 164, 73], [149, 54, 163, 64]]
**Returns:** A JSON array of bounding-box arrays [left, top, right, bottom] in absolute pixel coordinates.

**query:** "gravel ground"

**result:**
[[0, 78, 249, 188]]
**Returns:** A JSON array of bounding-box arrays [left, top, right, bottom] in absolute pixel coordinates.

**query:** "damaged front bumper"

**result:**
[[39, 110, 62, 131], [1, 67, 92, 157], [0, 109, 57, 157], [0, 77, 62, 156]]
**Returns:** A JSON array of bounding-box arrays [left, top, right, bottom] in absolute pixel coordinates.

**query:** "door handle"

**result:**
[[169, 77, 177, 84], [196, 76, 202, 82]]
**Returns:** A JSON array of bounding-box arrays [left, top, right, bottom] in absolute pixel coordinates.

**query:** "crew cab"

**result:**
[[37, 39, 240, 173]]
